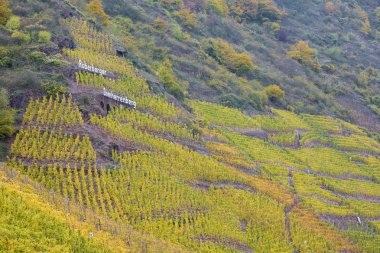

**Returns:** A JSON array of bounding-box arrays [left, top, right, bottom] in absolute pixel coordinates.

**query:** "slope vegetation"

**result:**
[[0, 0, 380, 252]]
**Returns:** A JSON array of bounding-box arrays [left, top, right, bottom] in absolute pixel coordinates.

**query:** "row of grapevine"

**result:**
[[8, 92, 295, 251], [303, 115, 368, 136], [10, 127, 96, 163], [0, 164, 191, 253], [268, 131, 297, 146], [206, 142, 253, 169], [222, 129, 304, 169], [328, 134, 380, 155], [63, 18, 113, 54], [289, 147, 376, 178], [10, 90, 378, 251], [7, 147, 292, 252], [194, 101, 380, 252], [22, 95, 83, 128], [193, 101, 378, 157], [109, 108, 196, 141], [190, 100, 259, 128], [0, 183, 112, 253], [322, 177, 380, 198]]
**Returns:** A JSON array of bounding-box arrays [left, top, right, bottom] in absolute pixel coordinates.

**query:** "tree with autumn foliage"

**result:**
[[0, 0, 11, 26], [287, 41, 315, 65], [86, 0, 109, 25], [207, 0, 229, 16], [174, 8, 198, 29], [206, 38, 254, 75], [264, 84, 284, 101], [325, 2, 335, 14], [230, 0, 281, 22]]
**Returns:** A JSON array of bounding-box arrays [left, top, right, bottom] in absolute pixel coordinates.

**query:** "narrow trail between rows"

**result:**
[[285, 170, 299, 252]]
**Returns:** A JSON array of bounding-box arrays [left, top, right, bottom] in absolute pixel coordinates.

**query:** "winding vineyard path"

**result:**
[[285, 170, 299, 252]]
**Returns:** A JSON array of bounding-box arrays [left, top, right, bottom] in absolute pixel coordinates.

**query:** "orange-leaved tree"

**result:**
[[325, 2, 335, 14]]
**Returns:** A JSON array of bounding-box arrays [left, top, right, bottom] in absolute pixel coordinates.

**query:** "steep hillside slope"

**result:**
[[100, 0, 380, 132], [0, 163, 188, 253], [0, 0, 380, 252]]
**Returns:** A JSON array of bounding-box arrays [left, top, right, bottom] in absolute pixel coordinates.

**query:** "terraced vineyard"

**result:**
[[4, 16, 380, 253], [191, 101, 380, 252]]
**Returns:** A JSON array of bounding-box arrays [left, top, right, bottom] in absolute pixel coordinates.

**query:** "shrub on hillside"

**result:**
[[0, 46, 13, 67], [248, 90, 268, 110], [11, 30, 30, 44], [38, 31, 51, 43], [157, 59, 185, 100], [287, 41, 315, 65], [270, 22, 281, 34], [172, 24, 184, 40], [324, 47, 342, 61], [0, 0, 11, 26], [0, 88, 15, 140], [183, 0, 206, 12], [322, 64, 336, 74], [41, 81, 68, 96], [371, 96, 380, 108], [287, 41, 320, 72], [160, 0, 183, 10], [154, 17, 169, 32], [205, 38, 254, 75], [5, 16, 20, 31], [174, 8, 198, 29], [264, 84, 284, 101], [206, 0, 229, 16], [219, 93, 248, 109], [358, 70, 369, 86], [230, 0, 281, 22]]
